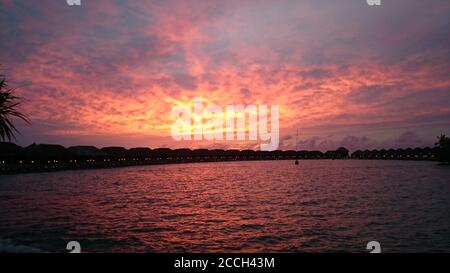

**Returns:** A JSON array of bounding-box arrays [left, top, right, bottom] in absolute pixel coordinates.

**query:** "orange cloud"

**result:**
[[1, 0, 449, 149]]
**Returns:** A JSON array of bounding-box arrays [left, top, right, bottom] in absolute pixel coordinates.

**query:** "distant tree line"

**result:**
[[435, 134, 450, 163]]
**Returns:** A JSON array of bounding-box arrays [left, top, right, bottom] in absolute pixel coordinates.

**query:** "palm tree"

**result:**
[[0, 73, 29, 142], [436, 134, 448, 146], [435, 134, 450, 163]]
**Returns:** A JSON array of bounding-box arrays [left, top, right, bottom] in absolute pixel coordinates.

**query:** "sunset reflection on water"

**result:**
[[1, 160, 450, 253]]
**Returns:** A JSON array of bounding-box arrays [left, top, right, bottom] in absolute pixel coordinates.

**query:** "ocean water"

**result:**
[[0, 160, 449, 253]]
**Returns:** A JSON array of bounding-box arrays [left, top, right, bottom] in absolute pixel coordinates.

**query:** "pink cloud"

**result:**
[[1, 0, 449, 149]]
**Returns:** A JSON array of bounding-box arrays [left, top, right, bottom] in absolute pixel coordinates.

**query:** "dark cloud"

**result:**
[[282, 131, 432, 152], [348, 84, 395, 105], [173, 73, 198, 90], [299, 68, 333, 80]]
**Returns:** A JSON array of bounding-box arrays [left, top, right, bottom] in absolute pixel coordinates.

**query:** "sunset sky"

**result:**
[[1, 0, 449, 151]]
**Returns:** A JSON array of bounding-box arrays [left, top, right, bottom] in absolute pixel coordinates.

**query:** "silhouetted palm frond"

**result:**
[[0, 75, 29, 141]]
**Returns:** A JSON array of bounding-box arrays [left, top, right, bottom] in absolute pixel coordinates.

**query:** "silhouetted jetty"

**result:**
[[0, 142, 441, 175]]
